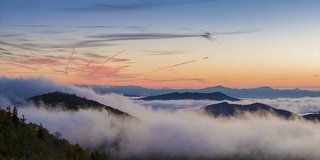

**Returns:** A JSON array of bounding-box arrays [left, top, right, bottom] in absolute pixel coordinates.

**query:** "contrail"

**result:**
[[65, 48, 76, 75], [156, 60, 196, 71], [156, 57, 209, 71], [100, 50, 125, 67]]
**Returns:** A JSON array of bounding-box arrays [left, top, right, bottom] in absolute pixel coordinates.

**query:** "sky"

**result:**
[[0, 0, 319, 89]]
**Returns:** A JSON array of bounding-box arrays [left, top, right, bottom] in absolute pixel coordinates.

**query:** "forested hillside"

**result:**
[[28, 92, 130, 117], [0, 106, 107, 160]]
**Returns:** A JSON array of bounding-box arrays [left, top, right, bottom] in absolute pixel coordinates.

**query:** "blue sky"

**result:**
[[0, 0, 319, 89]]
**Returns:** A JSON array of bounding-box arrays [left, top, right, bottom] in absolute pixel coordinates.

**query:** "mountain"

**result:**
[[202, 102, 295, 119], [303, 113, 320, 121], [27, 91, 131, 117], [0, 106, 107, 160], [83, 85, 320, 99], [139, 92, 240, 101]]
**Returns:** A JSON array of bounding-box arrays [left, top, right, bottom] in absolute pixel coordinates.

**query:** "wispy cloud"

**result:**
[[0, 40, 114, 51], [87, 65, 130, 75], [0, 61, 38, 70], [0, 48, 8, 51], [80, 52, 107, 59], [111, 58, 131, 63], [70, 25, 116, 29], [64, 0, 215, 12], [22, 58, 62, 66], [6, 24, 52, 28], [125, 26, 147, 30], [37, 31, 72, 34], [144, 50, 191, 56], [1, 52, 14, 55], [87, 32, 212, 41], [0, 34, 23, 37], [211, 29, 260, 35], [86, 29, 258, 42], [75, 40, 115, 48]]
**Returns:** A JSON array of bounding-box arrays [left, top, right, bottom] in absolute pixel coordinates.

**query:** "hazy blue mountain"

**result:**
[[140, 92, 240, 101], [202, 102, 295, 119], [82, 85, 320, 98], [27, 91, 132, 117]]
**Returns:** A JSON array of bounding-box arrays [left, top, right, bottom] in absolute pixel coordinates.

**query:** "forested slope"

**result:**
[[0, 106, 107, 160]]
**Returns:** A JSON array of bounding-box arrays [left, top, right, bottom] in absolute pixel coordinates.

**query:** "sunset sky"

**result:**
[[0, 0, 319, 89]]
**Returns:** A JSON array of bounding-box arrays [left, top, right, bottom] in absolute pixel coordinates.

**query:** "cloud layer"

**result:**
[[1, 77, 320, 159]]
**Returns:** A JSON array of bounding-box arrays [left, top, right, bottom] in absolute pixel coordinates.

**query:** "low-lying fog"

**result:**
[[1, 77, 320, 159]]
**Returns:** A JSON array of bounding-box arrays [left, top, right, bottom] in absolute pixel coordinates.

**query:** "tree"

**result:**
[[12, 106, 19, 125], [54, 132, 62, 140]]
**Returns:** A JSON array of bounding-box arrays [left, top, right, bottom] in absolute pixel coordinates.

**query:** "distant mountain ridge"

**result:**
[[202, 102, 295, 119], [81, 85, 320, 99], [27, 91, 131, 117], [139, 92, 240, 101]]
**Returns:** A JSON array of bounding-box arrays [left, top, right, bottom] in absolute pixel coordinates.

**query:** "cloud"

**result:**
[[211, 29, 260, 35], [135, 97, 320, 115], [85, 65, 130, 76], [111, 58, 131, 63], [74, 40, 115, 48], [0, 77, 134, 111], [22, 57, 62, 66], [86, 29, 258, 42], [15, 104, 320, 159], [144, 50, 191, 56], [64, 0, 214, 13], [36, 31, 72, 34], [1, 52, 13, 55], [0, 34, 23, 37], [80, 52, 107, 59], [237, 98, 320, 115], [6, 24, 52, 28], [133, 99, 214, 111], [70, 25, 116, 29], [0, 61, 38, 71], [87, 32, 211, 41], [125, 26, 147, 30], [156, 60, 196, 71], [0, 39, 114, 52], [1, 77, 320, 159], [0, 48, 8, 51]]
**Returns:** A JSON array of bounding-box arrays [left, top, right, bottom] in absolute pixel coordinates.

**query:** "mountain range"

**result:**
[[82, 85, 320, 99], [139, 92, 240, 101], [27, 91, 319, 121]]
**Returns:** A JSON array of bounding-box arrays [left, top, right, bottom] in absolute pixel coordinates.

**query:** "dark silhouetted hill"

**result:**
[[139, 92, 240, 101], [27, 91, 131, 117], [0, 106, 107, 160], [203, 102, 295, 119], [303, 113, 320, 121]]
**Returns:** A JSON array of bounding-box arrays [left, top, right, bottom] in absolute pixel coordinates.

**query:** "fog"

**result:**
[[15, 102, 320, 159], [1, 77, 320, 159], [134, 97, 320, 115]]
